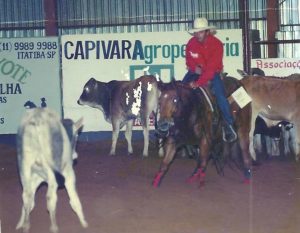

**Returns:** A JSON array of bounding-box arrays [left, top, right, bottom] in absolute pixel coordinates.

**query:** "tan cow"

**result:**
[[237, 71, 300, 161]]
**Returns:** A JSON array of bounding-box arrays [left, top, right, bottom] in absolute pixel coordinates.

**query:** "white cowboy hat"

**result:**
[[188, 17, 216, 34]]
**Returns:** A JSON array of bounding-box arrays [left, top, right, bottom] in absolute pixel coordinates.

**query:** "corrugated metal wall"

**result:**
[[55, 0, 267, 57], [0, 0, 299, 57], [277, 0, 300, 57], [0, 0, 45, 37], [280, 0, 300, 31], [0, 0, 263, 34], [57, 0, 242, 34]]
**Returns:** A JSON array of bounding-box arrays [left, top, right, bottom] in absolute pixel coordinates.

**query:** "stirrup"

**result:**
[[222, 124, 237, 143]]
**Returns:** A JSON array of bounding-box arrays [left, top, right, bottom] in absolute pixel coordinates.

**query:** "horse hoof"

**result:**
[[152, 180, 160, 188], [186, 169, 206, 185], [152, 175, 162, 187], [186, 175, 198, 184], [152, 171, 164, 187], [243, 178, 251, 184], [199, 181, 205, 188]]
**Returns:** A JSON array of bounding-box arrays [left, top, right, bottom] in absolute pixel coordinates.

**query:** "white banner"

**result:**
[[251, 58, 300, 76], [61, 30, 243, 132], [0, 38, 61, 134]]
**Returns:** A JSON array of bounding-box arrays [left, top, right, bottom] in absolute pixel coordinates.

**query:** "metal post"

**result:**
[[267, 0, 279, 58], [44, 0, 58, 36], [239, 0, 251, 74]]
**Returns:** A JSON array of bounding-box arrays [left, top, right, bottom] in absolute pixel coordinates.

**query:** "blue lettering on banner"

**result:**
[[17, 51, 46, 59], [0, 117, 4, 124], [64, 40, 145, 60], [64, 38, 240, 64], [0, 83, 22, 94], [102, 41, 112, 59], [11, 41, 57, 60], [132, 40, 144, 60], [0, 96, 7, 103]]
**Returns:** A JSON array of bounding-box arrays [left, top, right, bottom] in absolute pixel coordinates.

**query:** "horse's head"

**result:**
[[155, 80, 187, 138]]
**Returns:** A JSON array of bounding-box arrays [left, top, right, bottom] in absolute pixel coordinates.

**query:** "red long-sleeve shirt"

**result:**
[[185, 34, 224, 86]]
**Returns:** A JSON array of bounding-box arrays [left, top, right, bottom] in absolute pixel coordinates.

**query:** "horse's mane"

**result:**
[[158, 80, 190, 90]]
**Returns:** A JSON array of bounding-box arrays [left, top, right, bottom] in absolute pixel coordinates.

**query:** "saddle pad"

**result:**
[[230, 86, 252, 108]]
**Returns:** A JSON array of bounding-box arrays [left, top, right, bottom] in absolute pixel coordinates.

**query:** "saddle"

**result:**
[[193, 86, 220, 128], [193, 86, 236, 143]]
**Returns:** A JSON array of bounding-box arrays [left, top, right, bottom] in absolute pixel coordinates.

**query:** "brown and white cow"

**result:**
[[237, 71, 300, 161], [77, 75, 159, 157]]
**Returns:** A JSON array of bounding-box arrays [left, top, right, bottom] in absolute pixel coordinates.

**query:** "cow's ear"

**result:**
[[171, 77, 177, 87], [87, 77, 95, 84], [221, 72, 228, 79], [74, 117, 84, 132], [154, 73, 161, 82], [157, 80, 165, 90], [237, 69, 248, 77]]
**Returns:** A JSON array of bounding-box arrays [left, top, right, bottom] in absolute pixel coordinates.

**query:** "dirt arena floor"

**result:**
[[1, 138, 300, 233]]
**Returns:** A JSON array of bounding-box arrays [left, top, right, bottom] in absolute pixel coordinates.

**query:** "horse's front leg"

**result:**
[[186, 137, 209, 187], [152, 137, 176, 187]]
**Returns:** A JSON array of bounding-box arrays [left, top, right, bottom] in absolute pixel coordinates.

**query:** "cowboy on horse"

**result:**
[[182, 17, 237, 143]]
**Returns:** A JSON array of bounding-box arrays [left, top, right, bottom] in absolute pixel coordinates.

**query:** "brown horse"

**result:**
[[152, 76, 252, 187]]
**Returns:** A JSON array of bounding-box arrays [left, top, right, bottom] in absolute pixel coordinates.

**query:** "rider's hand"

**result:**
[[195, 65, 202, 75], [189, 81, 198, 89]]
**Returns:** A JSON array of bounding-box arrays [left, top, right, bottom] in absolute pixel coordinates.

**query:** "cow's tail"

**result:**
[[50, 158, 66, 188], [44, 123, 68, 188], [54, 171, 66, 188]]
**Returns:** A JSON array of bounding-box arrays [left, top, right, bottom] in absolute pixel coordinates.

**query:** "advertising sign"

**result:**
[[251, 58, 300, 76], [0, 37, 61, 134], [61, 30, 243, 132]]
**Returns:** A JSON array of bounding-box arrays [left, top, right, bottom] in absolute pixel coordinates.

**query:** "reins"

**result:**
[[198, 87, 214, 112], [154, 82, 217, 150]]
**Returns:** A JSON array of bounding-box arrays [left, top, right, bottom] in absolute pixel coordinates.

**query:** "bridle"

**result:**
[[154, 82, 183, 139]]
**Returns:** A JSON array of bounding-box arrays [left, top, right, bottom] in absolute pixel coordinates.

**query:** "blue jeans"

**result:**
[[182, 71, 234, 125]]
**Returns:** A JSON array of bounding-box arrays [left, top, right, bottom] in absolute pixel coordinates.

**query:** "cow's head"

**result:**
[[77, 78, 98, 105], [77, 78, 108, 109]]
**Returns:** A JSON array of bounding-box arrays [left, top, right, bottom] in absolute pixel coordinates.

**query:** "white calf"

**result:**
[[16, 108, 87, 233]]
